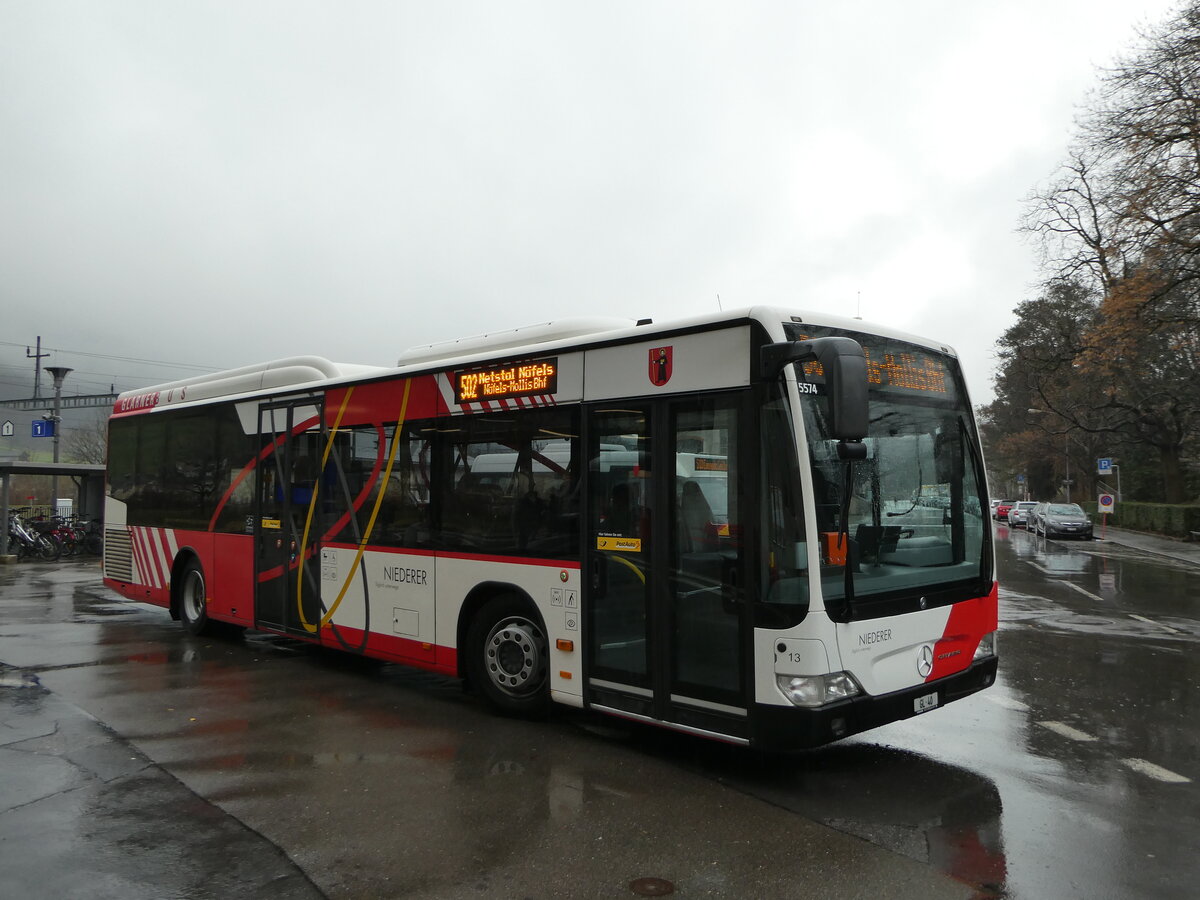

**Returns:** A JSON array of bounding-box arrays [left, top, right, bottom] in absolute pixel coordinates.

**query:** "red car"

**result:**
[[994, 499, 1016, 521]]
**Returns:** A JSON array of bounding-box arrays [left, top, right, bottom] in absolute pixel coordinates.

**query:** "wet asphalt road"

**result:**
[[1, 526, 1197, 899], [0, 560, 974, 900], [840, 524, 1198, 900]]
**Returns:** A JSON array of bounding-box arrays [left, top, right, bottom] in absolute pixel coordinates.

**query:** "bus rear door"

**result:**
[[254, 398, 332, 637]]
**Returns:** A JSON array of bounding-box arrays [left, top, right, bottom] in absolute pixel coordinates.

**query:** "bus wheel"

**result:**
[[178, 558, 212, 636], [467, 596, 550, 717]]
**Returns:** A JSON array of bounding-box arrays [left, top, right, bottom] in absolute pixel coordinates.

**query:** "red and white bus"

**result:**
[[103, 307, 997, 749]]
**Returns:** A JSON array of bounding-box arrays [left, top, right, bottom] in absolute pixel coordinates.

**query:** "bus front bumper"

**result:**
[[752, 656, 1000, 751]]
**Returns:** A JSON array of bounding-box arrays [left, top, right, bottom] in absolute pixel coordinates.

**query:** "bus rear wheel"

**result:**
[[467, 595, 550, 717], [178, 558, 212, 636]]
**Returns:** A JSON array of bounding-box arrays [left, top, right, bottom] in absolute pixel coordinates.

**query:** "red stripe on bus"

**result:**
[[320, 623, 458, 676], [927, 581, 999, 682]]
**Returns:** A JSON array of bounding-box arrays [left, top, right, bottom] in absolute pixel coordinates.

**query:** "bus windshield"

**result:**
[[784, 323, 991, 613]]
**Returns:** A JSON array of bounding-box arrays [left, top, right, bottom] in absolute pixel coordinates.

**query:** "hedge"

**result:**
[[1079, 500, 1200, 538]]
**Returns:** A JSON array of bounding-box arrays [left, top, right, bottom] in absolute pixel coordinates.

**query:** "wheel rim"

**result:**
[[182, 569, 206, 622], [483, 615, 546, 698]]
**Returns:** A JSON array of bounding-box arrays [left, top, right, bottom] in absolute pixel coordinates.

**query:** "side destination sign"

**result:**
[[456, 358, 558, 403]]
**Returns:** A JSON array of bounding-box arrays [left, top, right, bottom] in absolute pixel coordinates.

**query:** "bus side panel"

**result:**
[[582, 326, 750, 401], [103, 527, 255, 627], [433, 554, 584, 706], [329, 373, 445, 428], [119, 525, 179, 611], [318, 545, 440, 666], [160, 528, 251, 627], [209, 533, 255, 626], [319, 624, 456, 675]]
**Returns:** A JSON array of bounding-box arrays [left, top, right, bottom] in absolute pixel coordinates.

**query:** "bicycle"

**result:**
[[7, 512, 60, 561]]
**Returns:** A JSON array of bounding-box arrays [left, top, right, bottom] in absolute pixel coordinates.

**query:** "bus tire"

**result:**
[[177, 557, 213, 636], [466, 595, 551, 717]]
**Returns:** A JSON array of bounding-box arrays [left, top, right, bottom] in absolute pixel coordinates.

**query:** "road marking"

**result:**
[[1128, 613, 1182, 635], [1038, 721, 1098, 742], [1064, 582, 1107, 603], [1021, 567, 1111, 602], [1122, 758, 1191, 783], [986, 694, 1030, 712]]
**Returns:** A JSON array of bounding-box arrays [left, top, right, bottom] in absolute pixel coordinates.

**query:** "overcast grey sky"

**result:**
[[0, 1, 1184, 405]]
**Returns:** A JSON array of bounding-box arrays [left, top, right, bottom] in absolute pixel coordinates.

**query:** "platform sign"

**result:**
[[31, 420, 55, 438], [1097, 458, 1113, 475], [1098, 493, 1116, 514], [1, 420, 13, 437]]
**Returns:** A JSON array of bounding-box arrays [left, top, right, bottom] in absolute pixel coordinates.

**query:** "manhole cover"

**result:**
[[629, 877, 674, 896]]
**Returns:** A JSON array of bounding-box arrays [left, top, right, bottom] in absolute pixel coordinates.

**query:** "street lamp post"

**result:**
[[1028, 408, 1077, 502], [1064, 433, 1071, 503], [44, 366, 73, 513]]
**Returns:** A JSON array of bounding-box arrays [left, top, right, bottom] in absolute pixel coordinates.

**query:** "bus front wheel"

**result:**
[[178, 558, 212, 636], [466, 595, 550, 717]]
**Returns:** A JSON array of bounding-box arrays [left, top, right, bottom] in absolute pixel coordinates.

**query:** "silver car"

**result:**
[[1007, 500, 1038, 528]]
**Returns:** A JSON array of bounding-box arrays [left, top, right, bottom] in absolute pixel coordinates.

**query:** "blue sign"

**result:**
[[1097, 457, 1112, 475], [32, 420, 55, 438]]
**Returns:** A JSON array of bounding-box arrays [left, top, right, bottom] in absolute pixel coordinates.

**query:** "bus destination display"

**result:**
[[784, 324, 951, 398], [863, 350, 948, 395], [456, 358, 558, 403]]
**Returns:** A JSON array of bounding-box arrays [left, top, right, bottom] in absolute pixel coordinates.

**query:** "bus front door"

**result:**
[[254, 399, 330, 638], [586, 397, 748, 740]]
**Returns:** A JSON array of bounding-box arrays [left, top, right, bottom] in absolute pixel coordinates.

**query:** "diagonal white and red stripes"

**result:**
[[128, 527, 179, 589]]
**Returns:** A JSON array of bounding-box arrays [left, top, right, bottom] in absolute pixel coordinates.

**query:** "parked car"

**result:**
[[994, 499, 1016, 521], [1007, 500, 1038, 528], [1038, 502, 1093, 539]]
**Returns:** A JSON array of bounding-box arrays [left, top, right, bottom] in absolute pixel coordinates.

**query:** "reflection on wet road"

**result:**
[[1, 534, 1196, 899], [841, 525, 1199, 899], [1, 563, 977, 899], [574, 526, 1198, 898]]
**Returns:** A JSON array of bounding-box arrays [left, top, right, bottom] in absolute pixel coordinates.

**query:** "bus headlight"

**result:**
[[973, 631, 997, 660], [777, 672, 861, 707]]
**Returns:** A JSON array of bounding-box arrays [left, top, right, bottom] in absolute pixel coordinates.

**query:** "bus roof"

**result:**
[[113, 306, 960, 413]]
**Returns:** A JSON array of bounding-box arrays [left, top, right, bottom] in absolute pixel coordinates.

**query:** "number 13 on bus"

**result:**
[[103, 307, 997, 750]]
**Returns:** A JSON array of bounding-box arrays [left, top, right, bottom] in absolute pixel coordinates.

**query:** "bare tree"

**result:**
[[63, 412, 108, 465], [1018, 2, 1200, 501]]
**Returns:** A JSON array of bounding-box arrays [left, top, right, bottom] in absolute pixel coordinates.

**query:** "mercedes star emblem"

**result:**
[[917, 645, 934, 678]]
